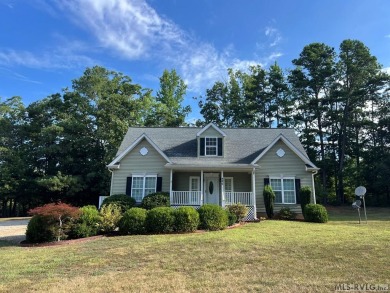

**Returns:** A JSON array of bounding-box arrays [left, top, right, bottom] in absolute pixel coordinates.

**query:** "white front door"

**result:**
[[204, 174, 220, 205]]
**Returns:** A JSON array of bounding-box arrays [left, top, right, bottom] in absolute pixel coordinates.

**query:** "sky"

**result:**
[[1, 0, 390, 121]]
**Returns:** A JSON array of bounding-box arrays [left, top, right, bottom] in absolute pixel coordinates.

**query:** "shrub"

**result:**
[[99, 203, 122, 233], [226, 210, 237, 226], [141, 192, 170, 210], [69, 205, 102, 239], [227, 203, 248, 222], [102, 194, 136, 213], [263, 185, 275, 219], [26, 215, 57, 243], [28, 202, 81, 241], [278, 207, 297, 220], [198, 204, 228, 231], [118, 207, 148, 235], [173, 206, 200, 233], [299, 186, 312, 212], [303, 204, 328, 223], [145, 207, 175, 233]]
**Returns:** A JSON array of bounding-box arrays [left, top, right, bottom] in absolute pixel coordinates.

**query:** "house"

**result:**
[[103, 123, 319, 220]]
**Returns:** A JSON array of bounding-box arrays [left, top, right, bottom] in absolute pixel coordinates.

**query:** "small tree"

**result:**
[[299, 186, 312, 212], [227, 203, 249, 222], [263, 185, 275, 219], [28, 202, 81, 241]]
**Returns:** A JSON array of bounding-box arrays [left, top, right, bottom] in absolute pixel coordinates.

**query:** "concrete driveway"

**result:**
[[0, 218, 30, 244]]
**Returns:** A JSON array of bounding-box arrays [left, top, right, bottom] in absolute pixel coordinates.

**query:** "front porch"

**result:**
[[169, 169, 257, 220]]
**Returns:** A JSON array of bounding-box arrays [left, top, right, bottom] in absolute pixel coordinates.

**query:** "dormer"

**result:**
[[196, 123, 226, 157]]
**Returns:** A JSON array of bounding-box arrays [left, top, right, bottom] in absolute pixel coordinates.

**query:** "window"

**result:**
[[205, 137, 217, 156], [131, 175, 157, 202], [189, 176, 200, 204], [224, 177, 233, 193], [270, 177, 295, 204]]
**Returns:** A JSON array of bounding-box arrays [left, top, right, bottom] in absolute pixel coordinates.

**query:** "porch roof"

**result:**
[[165, 162, 257, 171]]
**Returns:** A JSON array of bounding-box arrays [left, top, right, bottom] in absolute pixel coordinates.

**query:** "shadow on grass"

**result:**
[[327, 206, 390, 222], [0, 239, 20, 248]]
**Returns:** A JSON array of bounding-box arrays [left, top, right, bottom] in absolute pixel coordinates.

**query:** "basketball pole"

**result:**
[[362, 195, 367, 224]]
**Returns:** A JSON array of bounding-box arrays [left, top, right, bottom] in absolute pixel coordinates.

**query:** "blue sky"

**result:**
[[1, 0, 390, 121]]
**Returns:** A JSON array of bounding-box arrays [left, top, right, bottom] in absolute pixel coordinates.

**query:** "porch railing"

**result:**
[[225, 192, 253, 206], [171, 191, 202, 205]]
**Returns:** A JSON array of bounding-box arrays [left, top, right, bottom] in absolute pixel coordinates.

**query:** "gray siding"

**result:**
[[254, 140, 314, 213], [224, 172, 251, 192], [111, 139, 170, 195], [173, 172, 201, 191]]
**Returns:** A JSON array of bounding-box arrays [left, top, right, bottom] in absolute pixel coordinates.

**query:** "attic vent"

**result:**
[[140, 147, 148, 156], [276, 148, 285, 158]]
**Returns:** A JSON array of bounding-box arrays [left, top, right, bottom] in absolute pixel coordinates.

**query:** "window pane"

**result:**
[[145, 177, 156, 189], [284, 179, 294, 191], [274, 191, 282, 203], [190, 178, 199, 191], [145, 188, 155, 196], [133, 177, 144, 188], [270, 179, 281, 191], [132, 189, 143, 202], [284, 191, 295, 203]]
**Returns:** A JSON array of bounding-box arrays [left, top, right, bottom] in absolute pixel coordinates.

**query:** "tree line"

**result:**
[[198, 40, 389, 205], [1, 39, 389, 216]]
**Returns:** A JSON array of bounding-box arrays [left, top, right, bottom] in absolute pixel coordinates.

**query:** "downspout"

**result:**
[[108, 169, 114, 196], [312, 170, 318, 204]]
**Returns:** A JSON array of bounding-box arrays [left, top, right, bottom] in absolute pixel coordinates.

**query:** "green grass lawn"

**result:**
[[1, 207, 389, 293]]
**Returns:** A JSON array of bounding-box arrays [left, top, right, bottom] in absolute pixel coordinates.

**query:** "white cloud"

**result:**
[[264, 26, 282, 47], [0, 49, 95, 70], [382, 67, 390, 74]]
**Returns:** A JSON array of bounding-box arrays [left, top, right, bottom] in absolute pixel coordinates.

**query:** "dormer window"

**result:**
[[205, 137, 217, 156]]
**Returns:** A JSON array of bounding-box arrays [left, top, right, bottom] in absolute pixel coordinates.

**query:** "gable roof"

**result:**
[[113, 126, 317, 169], [196, 123, 227, 137], [108, 133, 172, 167]]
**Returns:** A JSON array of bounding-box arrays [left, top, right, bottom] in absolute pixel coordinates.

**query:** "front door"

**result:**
[[204, 174, 220, 205]]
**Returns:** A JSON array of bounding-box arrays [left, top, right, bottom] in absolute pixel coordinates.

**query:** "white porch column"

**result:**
[[252, 168, 257, 220], [200, 170, 204, 205], [169, 169, 173, 204], [312, 171, 317, 204], [221, 170, 225, 207]]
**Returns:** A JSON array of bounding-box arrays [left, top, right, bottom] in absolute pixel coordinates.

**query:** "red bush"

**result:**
[[28, 202, 81, 220]]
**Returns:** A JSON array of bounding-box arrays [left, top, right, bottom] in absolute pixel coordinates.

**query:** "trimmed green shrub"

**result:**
[[226, 210, 237, 226], [263, 185, 275, 219], [227, 203, 248, 222], [118, 207, 148, 235], [69, 205, 102, 238], [26, 215, 57, 243], [299, 186, 312, 212], [198, 204, 228, 231], [102, 194, 136, 213], [145, 207, 175, 233], [303, 204, 328, 223], [99, 203, 122, 233], [278, 207, 297, 220], [174, 206, 200, 232], [141, 192, 170, 210]]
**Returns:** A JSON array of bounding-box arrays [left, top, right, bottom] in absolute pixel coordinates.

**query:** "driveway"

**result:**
[[0, 218, 30, 244]]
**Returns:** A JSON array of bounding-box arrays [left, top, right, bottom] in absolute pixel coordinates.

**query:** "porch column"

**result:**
[[312, 172, 317, 204], [252, 168, 257, 220], [169, 169, 173, 204], [221, 170, 225, 207], [200, 170, 204, 205]]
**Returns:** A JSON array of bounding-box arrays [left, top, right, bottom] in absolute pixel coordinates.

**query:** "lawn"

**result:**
[[1, 207, 389, 293]]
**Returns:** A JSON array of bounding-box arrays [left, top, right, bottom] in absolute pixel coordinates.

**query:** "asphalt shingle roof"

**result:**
[[115, 126, 310, 166]]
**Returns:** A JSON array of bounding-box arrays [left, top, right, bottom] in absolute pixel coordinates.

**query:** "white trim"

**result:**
[[169, 169, 173, 203], [200, 170, 204, 204], [196, 122, 227, 137], [269, 176, 296, 204], [250, 134, 318, 169], [252, 168, 257, 219], [205, 136, 218, 156], [108, 133, 172, 167]]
